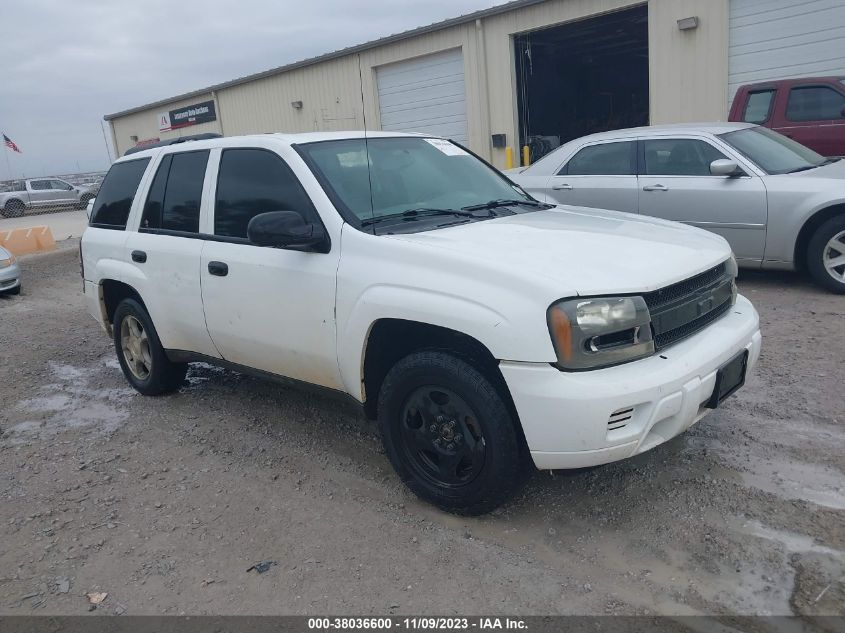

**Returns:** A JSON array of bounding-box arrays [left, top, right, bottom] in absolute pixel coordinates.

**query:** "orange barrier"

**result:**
[[0, 226, 56, 256]]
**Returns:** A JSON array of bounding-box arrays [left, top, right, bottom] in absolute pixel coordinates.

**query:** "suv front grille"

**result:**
[[643, 261, 733, 351]]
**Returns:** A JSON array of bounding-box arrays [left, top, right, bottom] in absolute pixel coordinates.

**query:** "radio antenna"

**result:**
[[357, 53, 376, 230]]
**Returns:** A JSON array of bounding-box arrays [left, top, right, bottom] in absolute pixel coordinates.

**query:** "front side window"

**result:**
[[643, 139, 727, 176], [563, 142, 635, 176], [50, 179, 72, 191], [720, 126, 826, 174], [786, 86, 845, 122], [141, 150, 208, 233], [297, 137, 534, 231], [742, 90, 775, 124], [214, 148, 317, 239], [90, 158, 150, 229]]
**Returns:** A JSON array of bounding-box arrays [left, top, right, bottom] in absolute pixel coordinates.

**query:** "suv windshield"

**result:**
[[719, 126, 827, 175], [296, 137, 540, 233]]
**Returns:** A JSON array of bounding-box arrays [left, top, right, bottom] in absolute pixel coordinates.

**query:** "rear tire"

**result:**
[[1, 200, 25, 218], [113, 298, 187, 395], [378, 350, 523, 515], [807, 215, 845, 294]]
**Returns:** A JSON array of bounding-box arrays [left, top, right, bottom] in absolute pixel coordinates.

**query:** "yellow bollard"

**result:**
[[505, 147, 514, 170], [522, 145, 530, 167]]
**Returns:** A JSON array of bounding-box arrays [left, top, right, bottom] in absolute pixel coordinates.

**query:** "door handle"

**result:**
[[552, 183, 573, 190], [207, 261, 228, 277], [642, 184, 669, 192], [131, 250, 147, 263]]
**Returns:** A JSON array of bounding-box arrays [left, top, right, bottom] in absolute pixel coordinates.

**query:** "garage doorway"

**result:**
[[514, 5, 649, 162]]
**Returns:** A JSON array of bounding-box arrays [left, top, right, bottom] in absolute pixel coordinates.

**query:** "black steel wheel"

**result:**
[[398, 385, 487, 489], [378, 351, 523, 515]]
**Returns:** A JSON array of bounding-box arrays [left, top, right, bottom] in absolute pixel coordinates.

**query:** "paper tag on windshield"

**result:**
[[424, 138, 469, 156]]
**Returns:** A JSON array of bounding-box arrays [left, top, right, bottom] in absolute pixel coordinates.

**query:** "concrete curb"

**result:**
[[0, 226, 57, 256]]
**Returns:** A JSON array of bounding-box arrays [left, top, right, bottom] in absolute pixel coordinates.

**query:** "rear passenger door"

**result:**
[[545, 140, 638, 214], [200, 146, 343, 389], [27, 180, 53, 207], [776, 84, 845, 156], [124, 149, 221, 358]]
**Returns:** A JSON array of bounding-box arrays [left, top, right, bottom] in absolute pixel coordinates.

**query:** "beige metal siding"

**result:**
[[648, 0, 730, 124], [108, 0, 732, 165]]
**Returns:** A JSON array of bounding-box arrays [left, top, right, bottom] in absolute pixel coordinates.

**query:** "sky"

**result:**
[[0, 0, 506, 180]]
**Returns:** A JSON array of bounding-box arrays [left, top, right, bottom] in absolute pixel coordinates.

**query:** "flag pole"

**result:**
[[2, 144, 12, 184]]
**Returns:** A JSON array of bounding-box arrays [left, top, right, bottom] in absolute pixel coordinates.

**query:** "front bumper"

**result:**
[[501, 294, 761, 470], [0, 262, 21, 292]]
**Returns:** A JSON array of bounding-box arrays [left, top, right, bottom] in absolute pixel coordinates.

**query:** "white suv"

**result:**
[[81, 132, 762, 514]]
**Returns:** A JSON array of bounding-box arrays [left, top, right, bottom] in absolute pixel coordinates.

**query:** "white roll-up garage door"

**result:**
[[729, 0, 845, 104], [376, 48, 468, 143]]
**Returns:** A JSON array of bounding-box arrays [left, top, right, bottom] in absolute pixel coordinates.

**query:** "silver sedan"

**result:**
[[0, 246, 21, 295], [509, 123, 845, 293]]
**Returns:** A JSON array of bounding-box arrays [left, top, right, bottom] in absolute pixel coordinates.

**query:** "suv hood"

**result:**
[[389, 206, 731, 296]]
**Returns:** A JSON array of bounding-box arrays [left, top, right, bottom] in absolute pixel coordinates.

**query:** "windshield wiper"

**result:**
[[461, 198, 553, 212], [787, 158, 839, 174], [361, 207, 488, 227]]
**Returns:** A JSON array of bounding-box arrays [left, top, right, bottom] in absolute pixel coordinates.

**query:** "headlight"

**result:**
[[0, 254, 15, 269], [547, 296, 654, 370]]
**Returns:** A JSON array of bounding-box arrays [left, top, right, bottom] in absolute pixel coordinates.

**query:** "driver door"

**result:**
[[637, 137, 768, 264], [199, 145, 343, 390]]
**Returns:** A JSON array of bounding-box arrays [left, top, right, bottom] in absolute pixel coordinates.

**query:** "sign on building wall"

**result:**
[[158, 100, 217, 132]]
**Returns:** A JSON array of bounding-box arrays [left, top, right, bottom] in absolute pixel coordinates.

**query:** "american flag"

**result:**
[[3, 134, 21, 153]]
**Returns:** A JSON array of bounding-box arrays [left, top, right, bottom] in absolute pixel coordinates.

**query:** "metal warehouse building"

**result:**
[[104, 0, 845, 167]]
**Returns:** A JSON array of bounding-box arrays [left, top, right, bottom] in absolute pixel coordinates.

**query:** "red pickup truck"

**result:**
[[729, 76, 845, 157]]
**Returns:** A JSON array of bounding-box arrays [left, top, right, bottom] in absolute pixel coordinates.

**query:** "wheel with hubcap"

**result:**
[[807, 216, 845, 293], [378, 350, 523, 515], [1, 200, 25, 218], [113, 298, 187, 395]]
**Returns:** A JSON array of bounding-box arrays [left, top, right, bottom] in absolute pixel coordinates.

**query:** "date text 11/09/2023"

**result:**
[[307, 617, 528, 630]]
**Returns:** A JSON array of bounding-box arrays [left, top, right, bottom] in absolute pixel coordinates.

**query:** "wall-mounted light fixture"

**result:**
[[677, 16, 699, 31], [291, 100, 303, 109]]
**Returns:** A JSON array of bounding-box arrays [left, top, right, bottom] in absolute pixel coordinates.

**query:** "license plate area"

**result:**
[[705, 350, 748, 409]]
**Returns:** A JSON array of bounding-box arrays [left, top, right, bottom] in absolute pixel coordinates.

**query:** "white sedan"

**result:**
[[508, 123, 845, 293]]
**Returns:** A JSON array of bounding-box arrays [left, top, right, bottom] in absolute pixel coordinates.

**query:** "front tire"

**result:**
[[378, 351, 523, 515], [807, 215, 845, 293], [113, 298, 187, 395]]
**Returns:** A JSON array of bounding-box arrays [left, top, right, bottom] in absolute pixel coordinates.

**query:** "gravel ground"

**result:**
[[0, 241, 842, 618]]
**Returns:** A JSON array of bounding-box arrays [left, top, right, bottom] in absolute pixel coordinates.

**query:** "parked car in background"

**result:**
[[729, 76, 845, 157], [0, 245, 21, 295], [82, 131, 761, 514], [508, 123, 845, 293], [0, 178, 97, 218]]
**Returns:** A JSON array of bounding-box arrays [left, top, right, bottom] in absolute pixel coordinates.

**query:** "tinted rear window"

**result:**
[[141, 151, 208, 233], [90, 158, 150, 229]]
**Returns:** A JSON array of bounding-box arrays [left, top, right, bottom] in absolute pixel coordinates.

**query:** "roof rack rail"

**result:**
[[123, 133, 222, 156]]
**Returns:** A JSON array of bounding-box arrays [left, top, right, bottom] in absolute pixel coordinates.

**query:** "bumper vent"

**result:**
[[608, 407, 634, 431]]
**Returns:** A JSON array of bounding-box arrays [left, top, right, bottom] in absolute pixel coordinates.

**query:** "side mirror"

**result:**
[[86, 198, 95, 219], [710, 159, 743, 177], [247, 211, 328, 252]]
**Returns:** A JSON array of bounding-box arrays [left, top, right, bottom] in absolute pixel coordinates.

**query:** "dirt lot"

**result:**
[[0, 241, 842, 617]]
